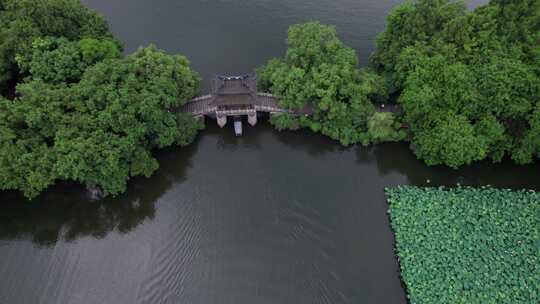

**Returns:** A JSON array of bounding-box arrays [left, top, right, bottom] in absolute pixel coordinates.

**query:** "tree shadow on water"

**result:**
[[357, 142, 540, 190], [205, 117, 345, 157], [0, 143, 198, 247], [270, 125, 348, 157]]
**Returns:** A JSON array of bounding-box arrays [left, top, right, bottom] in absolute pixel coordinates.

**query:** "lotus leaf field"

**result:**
[[386, 186, 539, 304]]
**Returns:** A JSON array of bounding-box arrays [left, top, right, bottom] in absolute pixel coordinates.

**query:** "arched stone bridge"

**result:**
[[177, 75, 311, 131]]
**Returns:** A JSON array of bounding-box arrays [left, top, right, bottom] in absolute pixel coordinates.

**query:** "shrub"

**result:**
[[367, 111, 406, 143]]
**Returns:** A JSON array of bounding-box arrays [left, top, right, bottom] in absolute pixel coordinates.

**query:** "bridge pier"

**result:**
[[217, 115, 227, 128], [233, 117, 243, 136], [248, 112, 257, 126]]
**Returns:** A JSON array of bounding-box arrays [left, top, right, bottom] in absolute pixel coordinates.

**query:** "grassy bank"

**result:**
[[386, 186, 539, 304]]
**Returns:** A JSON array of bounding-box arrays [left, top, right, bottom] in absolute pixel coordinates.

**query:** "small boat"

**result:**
[[233, 117, 243, 136]]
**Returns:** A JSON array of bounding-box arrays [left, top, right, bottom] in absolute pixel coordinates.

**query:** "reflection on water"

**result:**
[[2, 122, 536, 247], [0, 142, 197, 246], [357, 143, 540, 190], [0, 187, 156, 246]]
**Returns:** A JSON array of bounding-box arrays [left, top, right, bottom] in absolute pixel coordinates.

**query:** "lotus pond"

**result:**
[[386, 186, 540, 304]]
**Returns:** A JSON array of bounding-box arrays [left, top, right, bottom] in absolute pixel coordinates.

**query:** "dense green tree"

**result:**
[[514, 101, 540, 164], [268, 113, 302, 131], [258, 22, 382, 145], [413, 114, 488, 168], [0, 46, 203, 199], [371, 0, 467, 91], [0, 1, 204, 200], [0, 89, 61, 197], [373, 0, 540, 167], [57, 46, 202, 196], [79, 37, 122, 64], [16, 37, 121, 84], [0, 0, 115, 94], [490, 0, 540, 67]]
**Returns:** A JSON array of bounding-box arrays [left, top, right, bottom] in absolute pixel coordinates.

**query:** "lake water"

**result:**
[[3, 1, 536, 304]]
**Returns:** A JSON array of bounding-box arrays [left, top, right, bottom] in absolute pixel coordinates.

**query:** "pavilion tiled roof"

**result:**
[[210, 75, 257, 107]]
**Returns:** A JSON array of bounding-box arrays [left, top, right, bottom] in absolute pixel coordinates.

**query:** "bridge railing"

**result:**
[[254, 93, 291, 113], [256, 93, 313, 115], [178, 92, 313, 116], [216, 109, 257, 117], [179, 94, 215, 115]]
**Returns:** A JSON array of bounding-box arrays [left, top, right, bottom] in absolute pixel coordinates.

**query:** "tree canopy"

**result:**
[[16, 37, 121, 84], [258, 22, 396, 146], [372, 0, 540, 167], [0, 0, 115, 94], [0, 1, 203, 199], [0, 46, 202, 199]]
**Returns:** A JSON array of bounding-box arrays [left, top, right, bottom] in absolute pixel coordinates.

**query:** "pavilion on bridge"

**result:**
[[179, 74, 312, 136]]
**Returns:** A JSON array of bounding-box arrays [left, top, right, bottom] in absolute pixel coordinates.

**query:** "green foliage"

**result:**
[[386, 186, 540, 304], [367, 112, 406, 144], [0, 90, 61, 197], [0, 0, 115, 93], [371, 0, 467, 90], [258, 22, 379, 145], [0, 46, 203, 199], [513, 101, 540, 164], [489, 0, 540, 67], [374, 0, 540, 167], [358, 68, 389, 104], [79, 37, 121, 64], [413, 114, 487, 168], [16, 37, 121, 84], [476, 114, 510, 162], [0, 1, 203, 200], [473, 57, 539, 118], [15, 37, 84, 84], [269, 113, 302, 131]]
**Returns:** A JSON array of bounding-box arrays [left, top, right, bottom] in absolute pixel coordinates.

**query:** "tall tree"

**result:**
[[373, 0, 540, 167], [16, 37, 121, 84], [0, 0, 115, 94], [370, 0, 467, 91], [258, 22, 378, 145], [0, 46, 203, 199]]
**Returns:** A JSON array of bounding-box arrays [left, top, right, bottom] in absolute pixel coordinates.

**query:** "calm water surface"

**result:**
[[3, 1, 534, 304]]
